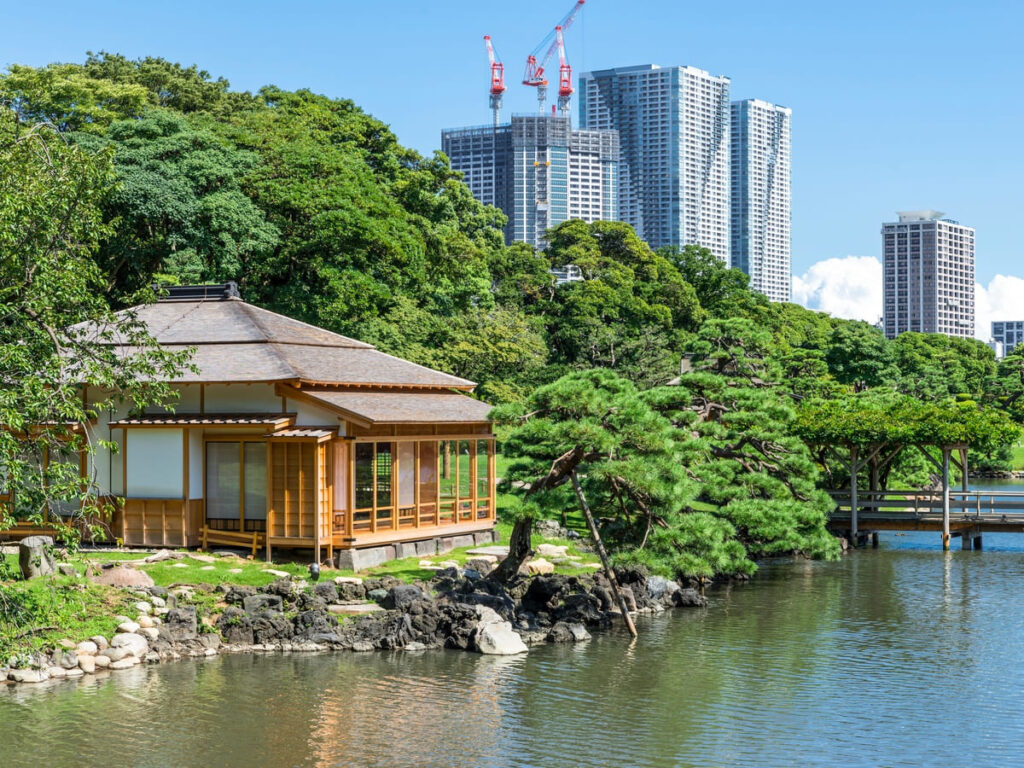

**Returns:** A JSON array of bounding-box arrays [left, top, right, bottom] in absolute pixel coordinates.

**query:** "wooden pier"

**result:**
[[829, 490, 1024, 549]]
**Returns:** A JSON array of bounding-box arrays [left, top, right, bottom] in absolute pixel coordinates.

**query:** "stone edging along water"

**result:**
[[1, 566, 708, 686]]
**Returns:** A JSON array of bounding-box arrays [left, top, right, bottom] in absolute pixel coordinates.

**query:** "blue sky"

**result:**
[[3, 0, 1023, 318]]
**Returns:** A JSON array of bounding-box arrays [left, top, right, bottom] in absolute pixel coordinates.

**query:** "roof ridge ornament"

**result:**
[[154, 283, 241, 302]]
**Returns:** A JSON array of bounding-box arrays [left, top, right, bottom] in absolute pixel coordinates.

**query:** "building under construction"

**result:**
[[442, 0, 619, 248], [442, 115, 619, 247]]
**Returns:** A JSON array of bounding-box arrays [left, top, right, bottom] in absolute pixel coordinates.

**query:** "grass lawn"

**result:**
[[0, 574, 134, 659], [1013, 444, 1024, 471]]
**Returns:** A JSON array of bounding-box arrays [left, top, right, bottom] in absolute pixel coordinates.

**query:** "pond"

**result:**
[[5, 525, 1024, 767]]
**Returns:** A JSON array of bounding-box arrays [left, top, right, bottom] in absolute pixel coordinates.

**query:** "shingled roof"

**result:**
[[99, 291, 476, 390], [300, 390, 494, 425]]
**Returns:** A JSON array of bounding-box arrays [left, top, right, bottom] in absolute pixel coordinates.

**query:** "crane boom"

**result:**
[[484, 35, 506, 127], [556, 26, 573, 116], [523, 0, 585, 112]]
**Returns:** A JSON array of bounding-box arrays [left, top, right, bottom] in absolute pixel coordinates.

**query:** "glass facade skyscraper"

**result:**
[[730, 99, 792, 302], [441, 115, 619, 248], [578, 64, 731, 259]]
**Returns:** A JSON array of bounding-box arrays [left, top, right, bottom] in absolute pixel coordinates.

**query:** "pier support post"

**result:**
[[871, 532, 879, 548], [850, 446, 860, 543], [961, 531, 972, 550], [942, 448, 951, 551], [973, 534, 983, 550]]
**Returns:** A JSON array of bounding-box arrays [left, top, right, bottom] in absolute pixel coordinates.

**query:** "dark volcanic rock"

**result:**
[[243, 594, 283, 615], [159, 607, 198, 643], [264, 578, 301, 604], [382, 584, 425, 610], [293, 610, 338, 640], [313, 582, 339, 603], [335, 580, 366, 602], [217, 607, 254, 645], [224, 586, 257, 606], [250, 611, 294, 644], [672, 588, 707, 608]]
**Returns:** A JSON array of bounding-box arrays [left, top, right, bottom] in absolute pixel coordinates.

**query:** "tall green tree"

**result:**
[[644, 319, 839, 568], [491, 369, 700, 580], [825, 321, 899, 389], [0, 110, 186, 542], [77, 109, 279, 293]]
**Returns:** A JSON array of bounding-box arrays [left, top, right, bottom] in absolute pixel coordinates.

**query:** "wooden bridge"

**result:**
[[829, 489, 1024, 550]]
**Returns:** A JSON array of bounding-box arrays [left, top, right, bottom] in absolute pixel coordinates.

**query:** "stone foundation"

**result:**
[[335, 529, 500, 571]]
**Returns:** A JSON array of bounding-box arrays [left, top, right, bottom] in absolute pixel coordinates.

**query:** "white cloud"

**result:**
[[975, 274, 1024, 341], [793, 258, 1024, 341], [792, 256, 883, 323]]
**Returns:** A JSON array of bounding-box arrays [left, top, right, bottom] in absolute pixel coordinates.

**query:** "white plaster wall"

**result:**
[[204, 384, 281, 413], [86, 389, 133, 496], [145, 384, 201, 415], [126, 429, 183, 498], [285, 397, 342, 427], [189, 429, 204, 498]]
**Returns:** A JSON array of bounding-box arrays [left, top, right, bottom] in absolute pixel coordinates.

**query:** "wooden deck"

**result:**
[[829, 490, 1024, 547]]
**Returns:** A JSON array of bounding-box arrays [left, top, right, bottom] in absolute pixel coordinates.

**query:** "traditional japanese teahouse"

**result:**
[[66, 284, 498, 564]]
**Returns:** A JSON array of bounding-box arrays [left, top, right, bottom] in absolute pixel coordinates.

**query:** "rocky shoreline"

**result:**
[[1, 564, 707, 686], [969, 470, 1024, 480]]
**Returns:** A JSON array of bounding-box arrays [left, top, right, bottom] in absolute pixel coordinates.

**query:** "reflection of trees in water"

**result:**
[[306, 651, 513, 768]]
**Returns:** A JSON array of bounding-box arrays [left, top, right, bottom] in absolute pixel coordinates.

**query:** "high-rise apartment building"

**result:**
[[730, 99, 792, 302], [441, 115, 619, 247], [882, 211, 975, 339], [992, 321, 1024, 355], [578, 64, 731, 259]]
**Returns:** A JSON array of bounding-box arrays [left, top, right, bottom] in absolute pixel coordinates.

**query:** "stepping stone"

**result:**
[[171, 563, 188, 568], [328, 603, 385, 615], [465, 546, 509, 558], [262, 568, 290, 578], [188, 554, 216, 564]]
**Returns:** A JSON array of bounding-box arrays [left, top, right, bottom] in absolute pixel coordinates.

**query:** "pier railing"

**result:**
[[829, 490, 1024, 518]]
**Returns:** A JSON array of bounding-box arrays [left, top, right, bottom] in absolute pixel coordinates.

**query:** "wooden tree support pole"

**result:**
[[942, 448, 951, 551], [570, 470, 638, 639]]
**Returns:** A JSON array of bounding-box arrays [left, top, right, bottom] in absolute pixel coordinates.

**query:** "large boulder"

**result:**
[[292, 610, 339, 643], [313, 582, 339, 603], [217, 607, 254, 645], [224, 586, 257, 606], [646, 575, 680, 605], [109, 632, 149, 659], [334, 578, 366, 602], [672, 588, 708, 608], [158, 607, 198, 643], [250, 612, 294, 644], [476, 621, 528, 655], [91, 566, 154, 588], [382, 584, 425, 611], [18, 536, 56, 579], [243, 594, 283, 615]]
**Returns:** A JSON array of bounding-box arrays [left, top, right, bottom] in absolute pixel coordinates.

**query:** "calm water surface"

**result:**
[[5, 529, 1024, 766]]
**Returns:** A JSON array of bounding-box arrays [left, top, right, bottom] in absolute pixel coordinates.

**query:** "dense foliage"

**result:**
[[0, 104, 186, 546], [3, 53, 1021, 579]]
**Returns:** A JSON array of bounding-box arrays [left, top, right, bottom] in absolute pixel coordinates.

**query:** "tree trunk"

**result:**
[[570, 470, 638, 638], [489, 516, 533, 584]]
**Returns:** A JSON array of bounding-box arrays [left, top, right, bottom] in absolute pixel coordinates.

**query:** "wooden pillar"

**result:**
[[961, 530, 972, 550], [960, 447, 969, 518], [850, 446, 860, 543], [942, 448, 951, 551], [871, 532, 879, 549]]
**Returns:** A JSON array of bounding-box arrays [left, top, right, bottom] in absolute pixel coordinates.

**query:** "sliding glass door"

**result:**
[[205, 440, 267, 531]]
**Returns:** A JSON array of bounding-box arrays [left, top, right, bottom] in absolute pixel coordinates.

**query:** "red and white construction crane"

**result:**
[[484, 35, 506, 127], [522, 0, 585, 114], [555, 26, 573, 117]]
